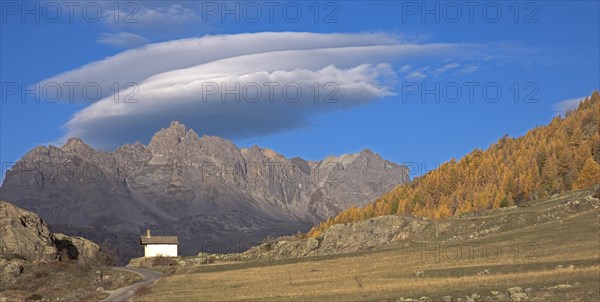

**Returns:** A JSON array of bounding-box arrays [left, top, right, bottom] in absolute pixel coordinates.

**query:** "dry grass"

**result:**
[[0, 261, 142, 301], [137, 194, 600, 301]]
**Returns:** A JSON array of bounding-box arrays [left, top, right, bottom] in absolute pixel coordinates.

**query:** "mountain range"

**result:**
[[0, 121, 408, 263]]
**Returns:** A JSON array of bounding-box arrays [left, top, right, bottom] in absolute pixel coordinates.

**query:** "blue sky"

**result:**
[[1, 1, 599, 180]]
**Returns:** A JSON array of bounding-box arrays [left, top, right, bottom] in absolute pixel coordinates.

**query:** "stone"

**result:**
[[510, 293, 528, 301], [550, 284, 573, 289], [507, 287, 523, 295], [441, 296, 453, 302], [490, 291, 500, 296], [507, 287, 528, 301]]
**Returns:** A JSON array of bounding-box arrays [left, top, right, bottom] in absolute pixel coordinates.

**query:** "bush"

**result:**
[[54, 239, 79, 262]]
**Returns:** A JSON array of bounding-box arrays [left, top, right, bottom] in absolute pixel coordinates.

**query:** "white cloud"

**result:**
[[457, 65, 479, 75], [399, 64, 412, 73], [434, 62, 460, 75], [554, 96, 587, 115], [97, 32, 148, 48], [104, 4, 200, 32], [406, 70, 427, 81], [398, 64, 429, 81], [37, 32, 481, 149]]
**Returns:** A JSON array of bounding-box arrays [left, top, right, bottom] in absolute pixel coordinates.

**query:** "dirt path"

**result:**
[[100, 267, 162, 302]]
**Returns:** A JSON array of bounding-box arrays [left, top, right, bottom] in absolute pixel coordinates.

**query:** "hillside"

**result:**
[[308, 92, 600, 237], [0, 122, 408, 263], [0, 200, 139, 301], [131, 187, 600, 301]]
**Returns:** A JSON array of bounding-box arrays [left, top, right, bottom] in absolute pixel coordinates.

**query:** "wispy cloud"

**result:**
[[398, 64, 429, 80], [103, 3, 201, 37], [457, 65, 479, 75], [406, 70, 427, 80], [554, 96, 587, 115], [97, 32, 148, 48], [434, 62, 460, 75]]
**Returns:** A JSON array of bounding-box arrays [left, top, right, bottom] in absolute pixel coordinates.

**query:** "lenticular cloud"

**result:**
[[38, 32, 470, 149]]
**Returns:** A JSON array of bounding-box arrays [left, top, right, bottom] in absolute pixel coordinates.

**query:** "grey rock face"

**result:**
[[0, 121, 408, 263]]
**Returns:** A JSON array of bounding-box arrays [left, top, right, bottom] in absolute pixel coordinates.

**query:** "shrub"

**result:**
[[54, 239, 79, 261]]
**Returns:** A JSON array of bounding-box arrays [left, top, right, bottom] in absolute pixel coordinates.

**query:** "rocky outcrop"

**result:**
[[0, 121, 408, 263], [0, 200, 106, 266], [0, 200, 58, 262]]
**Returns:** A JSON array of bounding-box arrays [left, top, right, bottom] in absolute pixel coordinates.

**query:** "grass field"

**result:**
[[135, 191, 600, 302]]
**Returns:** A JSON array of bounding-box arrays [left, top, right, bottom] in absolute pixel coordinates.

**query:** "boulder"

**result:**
[[507, 287, 528, 301]]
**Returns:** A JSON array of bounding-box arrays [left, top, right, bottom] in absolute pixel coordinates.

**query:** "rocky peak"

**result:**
[[60, 137, 95, 153], [359, 148, 375, 156], [148, 121, 200, 153]]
